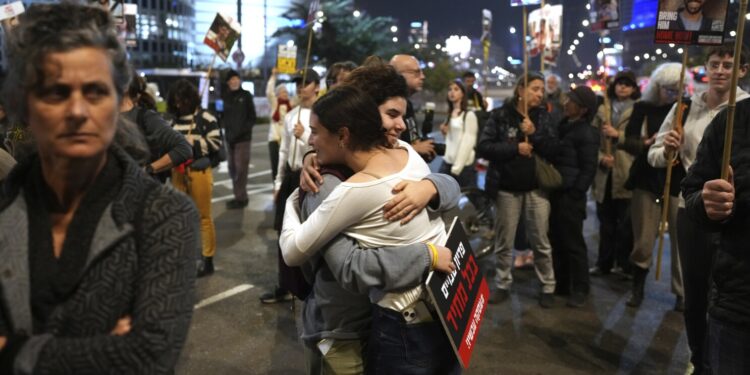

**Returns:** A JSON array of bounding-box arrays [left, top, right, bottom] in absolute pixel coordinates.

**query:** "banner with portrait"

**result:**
[[590, 0, 620, 31], [111, 3, 137, 47], [203, 13, 242, 62], [654, 0, 728, 45], [528, 4, 563, 66]]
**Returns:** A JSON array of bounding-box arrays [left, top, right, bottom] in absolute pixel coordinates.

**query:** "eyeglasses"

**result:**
[[402, 68, 423, 76], [706, 61, 736, 72]]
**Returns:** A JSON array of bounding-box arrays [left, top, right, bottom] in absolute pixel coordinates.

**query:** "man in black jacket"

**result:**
[[549, 86, 599, 307], [222, 69, 257, 209], [682, 98, 750, 374]]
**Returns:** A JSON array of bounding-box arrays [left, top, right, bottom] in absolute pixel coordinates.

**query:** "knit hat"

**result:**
[[567, 86, 598, 118], [291, 68, 321, 85], [613, 70, 637, 87], [225, 69, 240, 82]]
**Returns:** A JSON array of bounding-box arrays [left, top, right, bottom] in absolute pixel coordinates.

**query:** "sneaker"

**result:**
[[589, 266, 611, 276], [197, 257, 214, 278], [488, 289, 509, 304], [566, 292, 586, 308], [259, 286, 293, 304], [226, 199, 249, 209], [674, 296, 685, 312], [539, 292, 554, 308]]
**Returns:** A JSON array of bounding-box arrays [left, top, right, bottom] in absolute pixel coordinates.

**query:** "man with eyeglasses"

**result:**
[[648, 44, 749, 375], [390, 54, 437, 161]]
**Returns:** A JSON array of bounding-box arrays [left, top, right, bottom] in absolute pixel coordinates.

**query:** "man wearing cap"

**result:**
[[549, 86, 600, 307], [264, 68, 320, 303], [222, 69, 257, 209]]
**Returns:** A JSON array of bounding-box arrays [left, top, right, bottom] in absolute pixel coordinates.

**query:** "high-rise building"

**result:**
[[129, 0, 195, 68]]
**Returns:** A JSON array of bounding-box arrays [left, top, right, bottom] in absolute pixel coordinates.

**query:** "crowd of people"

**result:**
[[0, 2, 748, 374]]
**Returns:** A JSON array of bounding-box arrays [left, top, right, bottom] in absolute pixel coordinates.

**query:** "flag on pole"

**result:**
[[307, 0, 320, 24]]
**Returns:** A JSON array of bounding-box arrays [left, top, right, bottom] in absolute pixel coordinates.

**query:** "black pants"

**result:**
[[595, 174, 633, 271], [677, 208, 717, 374], [274, 165, 308, 297], [550, 190, 589, 295], [268, 140, 280, 183]]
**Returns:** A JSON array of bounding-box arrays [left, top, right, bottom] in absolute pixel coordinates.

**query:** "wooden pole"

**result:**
[[199, 53, 218, 102], [655, 48, 689, 281], [522, 6, 530, 142], [601, 33, 612, 156], [721, 0, 748, 181], [290, 21, 315, 165], [540, 0, 545, 72]]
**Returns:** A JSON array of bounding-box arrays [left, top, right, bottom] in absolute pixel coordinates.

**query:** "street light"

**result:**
[[509, 26, 516, 34], [390, 25, 398, 33], [582, 20, 590, 27], [392, 37, 398, 43], [353, 10, 361, 18]]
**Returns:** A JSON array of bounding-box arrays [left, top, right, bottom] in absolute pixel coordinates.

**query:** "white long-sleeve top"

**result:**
[[443, 111, 478, 175], [648, 87, 749, 207], [280, 143, 445, 311], [274, 106, 311, 191]]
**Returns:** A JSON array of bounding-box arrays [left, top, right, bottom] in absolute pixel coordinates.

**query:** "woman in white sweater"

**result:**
[[439, 79, 478, 187], [280, 86, 460, 374]]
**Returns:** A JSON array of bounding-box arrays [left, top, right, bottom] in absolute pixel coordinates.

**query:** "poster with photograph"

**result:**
[[655, 0, 728, 45], [203, 13, 242, 61], [528, 4, 563, 66], [510, 0, 541, 6], [590, 0, 620, 31], [112, 3, 138, 47]]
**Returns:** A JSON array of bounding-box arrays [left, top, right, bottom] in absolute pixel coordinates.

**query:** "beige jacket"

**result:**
[[591, 101, 634, 203]]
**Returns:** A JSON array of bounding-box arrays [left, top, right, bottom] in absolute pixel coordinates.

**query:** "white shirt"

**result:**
[[648, 87, 750, 207], [443, 111, 478, 175], [280, 143, 444, 311], [274, 106, 311, 191]]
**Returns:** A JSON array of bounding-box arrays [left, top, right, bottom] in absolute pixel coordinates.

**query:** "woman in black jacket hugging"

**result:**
[[478, 72, 560, 308], [549, 86, 600, 307]]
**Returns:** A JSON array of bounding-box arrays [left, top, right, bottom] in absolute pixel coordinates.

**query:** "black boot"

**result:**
[[626, 266, 648, 307], [197, 256, 214, 278]]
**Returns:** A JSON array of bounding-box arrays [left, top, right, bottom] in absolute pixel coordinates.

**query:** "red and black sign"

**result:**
[[426, 217, 489, 369], [654, 0, 728, 45]]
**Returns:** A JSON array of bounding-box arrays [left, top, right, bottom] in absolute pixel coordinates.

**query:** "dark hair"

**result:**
[[462, 71, 477, 79], [167, 79, 201, 116], [127, 71, 157, 111], [447, 79, 468, 114], [3, 2, 131, 124], [326, 61, 358, 87], [509, 72, 545, 108], [606, 78, 641, 101], [225, 69, 240, 82], [312, 86, 388, 152], [705, 43, 749, 66], [342, 61, 408, 106]]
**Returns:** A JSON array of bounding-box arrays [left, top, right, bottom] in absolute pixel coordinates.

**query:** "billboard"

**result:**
[[654, 0, 728, 45]]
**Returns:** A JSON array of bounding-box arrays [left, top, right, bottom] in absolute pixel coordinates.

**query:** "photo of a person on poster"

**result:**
[[655, 0, 728, 45], [597, 0, 618, 22], [203, 13, 241, 61]]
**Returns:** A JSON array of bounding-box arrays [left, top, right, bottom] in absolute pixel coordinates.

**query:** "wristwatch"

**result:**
[[145, 164, 155, 174]]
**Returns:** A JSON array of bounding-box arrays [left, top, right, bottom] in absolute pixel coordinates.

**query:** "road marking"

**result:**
[[211, 185, 273, 203], [214, 169, 271, 187], [194, 284, 255, 310]]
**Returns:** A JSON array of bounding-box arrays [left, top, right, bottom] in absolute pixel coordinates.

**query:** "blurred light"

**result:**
[[570, 45, 576, 51], [353, 10, 361, 17], [209, 86, 215, 92], [567, 50, 573, 55], [644, 53, 650, 58], [445, 35, 472, 58], [578, 32, 584, 38], [635, 56, 641, 62], [677, 48, 684, 53], [669, 43, 676, 48], [390, 25, 398, 33], [427, 61, 435, 68], [475, 58, 482, 64], [568, 73, 574, 79], [731, 30, 737, 37], [435, 44, 442, 49], [573, 39, 580, 45], [656, 48, 662, 54], [286, 40, 295, 47], [410, 21, 422, 28], [591, 84, 603, 92], [510, 26, 516, 34], [614, 43, 624, 50], [651, 56, 657, 61], [507, 56, 513, 62], [582, 20, 590, 27], [586, 64, 592, 70], [392, 37, 398, 42], [662, 53, 668, 58], [585, 3, 590, 10], [315, 10, 324, 18], [414, 43, 420, 49], [746, 13, 750, 20], [601, 37, 612, 43]]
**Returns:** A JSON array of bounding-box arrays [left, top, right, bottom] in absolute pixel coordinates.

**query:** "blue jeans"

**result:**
[[366, 306, 461, 375], [709, 317, 750, 375]]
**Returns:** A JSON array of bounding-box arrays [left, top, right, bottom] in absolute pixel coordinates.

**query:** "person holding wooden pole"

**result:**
[[590, 71, 640, 277], [670, 43, 749, 374]]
